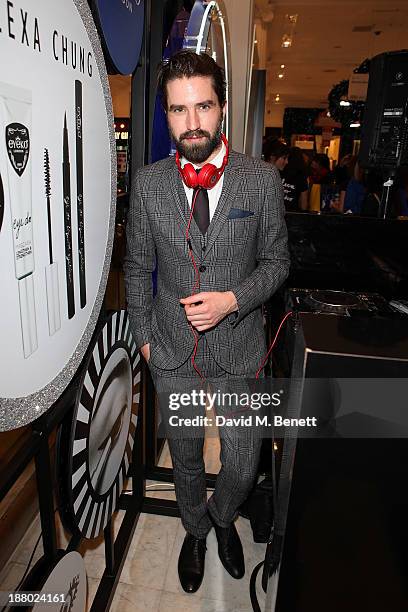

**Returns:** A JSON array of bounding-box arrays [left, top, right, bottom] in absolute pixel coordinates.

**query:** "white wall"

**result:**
[[223, 0, 254, 152]]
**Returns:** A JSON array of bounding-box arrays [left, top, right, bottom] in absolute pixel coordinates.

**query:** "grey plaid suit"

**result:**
[[124, 149, 290, 537]]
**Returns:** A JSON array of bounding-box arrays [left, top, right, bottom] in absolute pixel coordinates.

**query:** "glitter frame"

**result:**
[[0, 0, 117, 431]]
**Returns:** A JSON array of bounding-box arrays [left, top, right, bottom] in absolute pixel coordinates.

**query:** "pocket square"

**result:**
[[228, 208, 254, 219]]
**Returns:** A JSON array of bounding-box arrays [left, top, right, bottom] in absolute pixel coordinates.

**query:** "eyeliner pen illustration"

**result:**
[[75, 80, 86, 308], [44, 148, 61, 335], [63, 113, 75, 319]]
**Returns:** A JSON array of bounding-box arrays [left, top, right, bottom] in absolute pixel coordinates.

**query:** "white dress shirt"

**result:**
[[181, 141, 226, 222]]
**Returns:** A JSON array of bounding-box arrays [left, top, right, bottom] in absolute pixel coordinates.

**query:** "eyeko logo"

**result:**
[[6, 123, 30, 177]]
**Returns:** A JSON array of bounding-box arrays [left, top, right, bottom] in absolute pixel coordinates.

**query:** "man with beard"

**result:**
[[125, 50, 289, 593]]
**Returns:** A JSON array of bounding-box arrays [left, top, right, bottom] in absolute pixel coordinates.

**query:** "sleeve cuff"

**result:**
[[228, 310, 239, 325]]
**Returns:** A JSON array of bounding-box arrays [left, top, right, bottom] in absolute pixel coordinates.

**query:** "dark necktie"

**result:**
[[193, 169, 210, 235]]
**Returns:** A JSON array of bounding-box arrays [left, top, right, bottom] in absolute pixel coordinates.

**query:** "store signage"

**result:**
[[93, 0, 144, 75], [114, 119, 129, 141], [115, 131, 129, 140], [348, 73, 369, 102], [58, 311, 140, 539], [0, 0, 116, 430], [30, 552, 87, 612], [183, 0, 230, 137]]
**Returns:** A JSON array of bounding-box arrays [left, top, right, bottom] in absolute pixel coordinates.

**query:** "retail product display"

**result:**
[[0, 0, 115, 430], [0, 82, 37, 358]]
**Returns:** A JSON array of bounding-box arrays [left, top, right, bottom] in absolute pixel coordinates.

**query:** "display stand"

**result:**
[[0, 345, 144, 612], [0, 340, 217, 610]]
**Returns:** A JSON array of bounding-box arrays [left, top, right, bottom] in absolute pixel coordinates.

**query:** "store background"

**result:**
[[1, 0, 408, 610]]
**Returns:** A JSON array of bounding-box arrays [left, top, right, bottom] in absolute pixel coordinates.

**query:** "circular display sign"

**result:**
[[184, 0, 230, 137], [92, 0, 144, 75], [0, 0, 116, 429], [58, 311, 140, 539], [25, 551, 87, 612]]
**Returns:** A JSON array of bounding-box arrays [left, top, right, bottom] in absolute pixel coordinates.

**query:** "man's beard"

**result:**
[[171, 115, 223, 164]]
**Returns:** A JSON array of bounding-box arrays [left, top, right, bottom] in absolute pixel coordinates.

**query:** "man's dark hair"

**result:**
[[157, 50, 227, 110], [263, 138, 289, 163]]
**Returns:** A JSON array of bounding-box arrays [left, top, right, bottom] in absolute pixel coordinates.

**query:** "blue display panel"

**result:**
[[93, 0, 144, 75]]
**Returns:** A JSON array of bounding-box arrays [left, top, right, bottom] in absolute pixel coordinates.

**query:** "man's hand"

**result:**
[[180, 291, 238, 332], [140, 343, 150, 362]]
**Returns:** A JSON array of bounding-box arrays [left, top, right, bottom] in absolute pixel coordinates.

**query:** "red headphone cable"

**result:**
[[255, 310, 293, 379], [183, 163, 292, 381]]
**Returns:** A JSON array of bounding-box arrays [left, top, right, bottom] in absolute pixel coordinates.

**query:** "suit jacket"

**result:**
[[124, 149, 290, 376]]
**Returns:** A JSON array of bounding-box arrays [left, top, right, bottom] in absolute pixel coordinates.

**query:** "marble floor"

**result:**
[[0, 435, 268, 612]]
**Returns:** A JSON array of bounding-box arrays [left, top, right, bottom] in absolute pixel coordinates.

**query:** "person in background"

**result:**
[[333, 155, 351, 187], [329, 156, 366, 214], [391, 165, 408, 217], [309, 153, 332, 185], [343, 159, 365, 214], [263, 139, 309, 211], [330, 154, 357, 213], [308, 153, 333, 212], [263, 138, 290, 172], [281, 146, 309, 211], [360, 170, 383, 217]]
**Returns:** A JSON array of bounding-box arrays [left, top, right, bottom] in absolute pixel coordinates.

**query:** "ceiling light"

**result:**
[[254, 39, 258, 44], [280, 64, 285, 69], [350, 122, 361, 127], [340, 100, 351, 107], [278, 73, 284, 79], [275, 94, 280, 102], [326, 111, 331, 117], [281, 35, 292, 48]]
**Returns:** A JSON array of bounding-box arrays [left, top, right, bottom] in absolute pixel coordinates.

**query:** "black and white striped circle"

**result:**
[[64, 310, 140, 539]]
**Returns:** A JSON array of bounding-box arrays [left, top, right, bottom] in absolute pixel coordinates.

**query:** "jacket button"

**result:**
[[199, 265, 206, 273]]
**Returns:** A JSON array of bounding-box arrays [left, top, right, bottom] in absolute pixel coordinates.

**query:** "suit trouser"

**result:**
[[148, 337, 263, 539]]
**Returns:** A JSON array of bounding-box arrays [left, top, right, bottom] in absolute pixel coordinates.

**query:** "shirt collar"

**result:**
[[181, 140, 226, 170]]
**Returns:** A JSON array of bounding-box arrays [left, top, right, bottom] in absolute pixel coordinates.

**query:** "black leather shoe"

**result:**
[[213, 521, 245, 579], [178, 533, 207, 593]]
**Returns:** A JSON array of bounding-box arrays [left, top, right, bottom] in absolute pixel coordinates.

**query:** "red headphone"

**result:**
[[176, 133, 229, 190]]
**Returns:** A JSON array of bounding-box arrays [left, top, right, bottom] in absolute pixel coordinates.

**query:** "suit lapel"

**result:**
[[168, 162, 202, 253], [203, 150, 242, 259]]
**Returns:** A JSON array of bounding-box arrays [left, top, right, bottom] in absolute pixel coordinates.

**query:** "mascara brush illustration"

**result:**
[[44, 148, 61, 335]]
